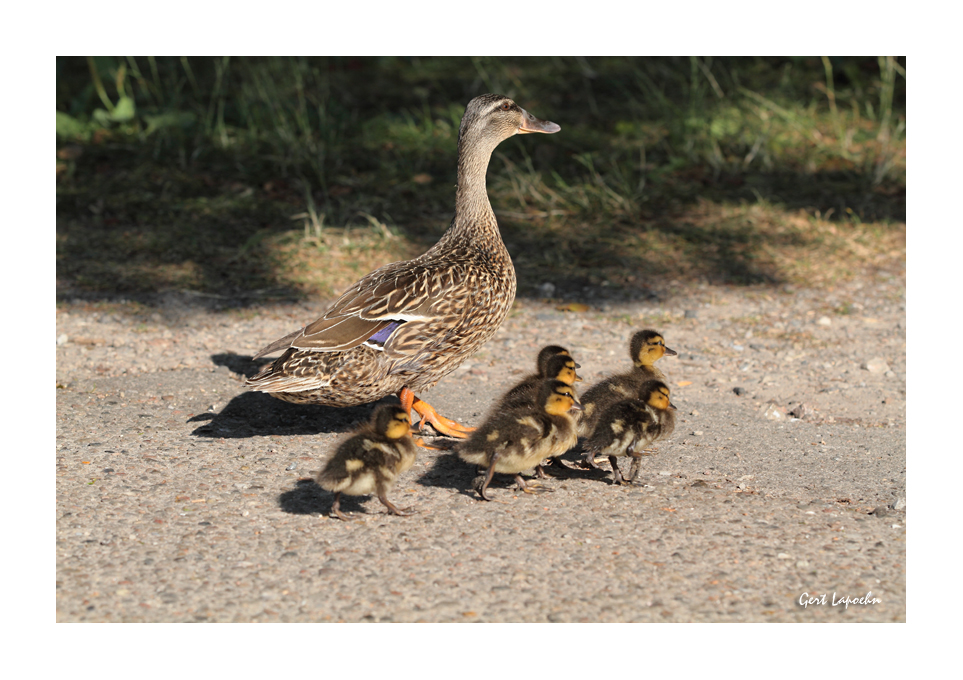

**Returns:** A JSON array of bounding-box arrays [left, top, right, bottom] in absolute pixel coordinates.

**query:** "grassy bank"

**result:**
[[56, 56, 905, 304]]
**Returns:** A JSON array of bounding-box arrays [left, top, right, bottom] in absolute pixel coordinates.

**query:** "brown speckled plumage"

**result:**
[[577, 329, 676, 437], [458, 380, 581, 500], [582, 380, 676, 485], [246, 94, 559, 410]]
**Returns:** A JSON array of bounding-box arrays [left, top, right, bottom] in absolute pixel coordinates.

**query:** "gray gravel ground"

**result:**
[[56, 273, 905, 622]]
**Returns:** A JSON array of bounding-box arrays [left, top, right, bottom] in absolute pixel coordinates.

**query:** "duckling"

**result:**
[[458, 379, 582, 501], [316, 403, 418, 520], [577, 329, 676, 437], [582, 380, 676, 485], [497, 352, 582, 412]]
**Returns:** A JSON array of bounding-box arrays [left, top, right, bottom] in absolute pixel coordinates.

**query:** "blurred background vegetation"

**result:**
[[56, 56, 905, 306]]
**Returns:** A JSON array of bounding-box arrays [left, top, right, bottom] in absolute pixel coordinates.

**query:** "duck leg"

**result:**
[[627, 455, 643, 483], [515, 474, 553, 494], [378, 493, 415, 517], [609, 456, 629, 485], [399, 387, 475, 440], [581, 451, 602, 470], [477, 454, 500, 501], [330, 492, 350, 521]]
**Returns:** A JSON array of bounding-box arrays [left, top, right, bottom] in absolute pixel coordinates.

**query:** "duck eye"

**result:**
[[500, 102, 512, 111]]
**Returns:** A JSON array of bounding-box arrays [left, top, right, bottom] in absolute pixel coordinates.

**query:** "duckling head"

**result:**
[[638, 380, 677, 411], [630, 330, 677, 367], [536, 345, 577, 375], [543, 353, 582, 385], [373, 404, 412, 440], [538, 379, 583, 416], [459, 94, 560, 156]]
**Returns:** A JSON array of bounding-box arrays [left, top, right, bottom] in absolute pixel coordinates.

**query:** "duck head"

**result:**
[[630, 329, 677, 367]]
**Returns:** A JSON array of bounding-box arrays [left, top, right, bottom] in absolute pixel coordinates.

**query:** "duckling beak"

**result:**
[[668, 401, 678, 410], [663, 346, 678, 357], [574, 373, 583, 382], [569, 399, 584, 412], [517, 107, 561, 135]]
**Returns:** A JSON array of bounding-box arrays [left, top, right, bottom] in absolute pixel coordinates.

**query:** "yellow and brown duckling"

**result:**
[[582, 380, 676, 485], [497, 351, 582, 412], [316, 403, 418, 520], [577, 329, 676, 437], [457, 379, 582, 501]]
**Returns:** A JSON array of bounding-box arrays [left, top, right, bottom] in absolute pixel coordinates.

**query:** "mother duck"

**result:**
[[246, 94, 560, 438]]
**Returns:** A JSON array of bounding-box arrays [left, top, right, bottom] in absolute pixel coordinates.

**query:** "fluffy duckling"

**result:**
[[577, 329, 676, 437], [458, 379, 582, 501], [497, 352, 582, 412], [316, 403, 418, 520], [582, 380, 676, 485]]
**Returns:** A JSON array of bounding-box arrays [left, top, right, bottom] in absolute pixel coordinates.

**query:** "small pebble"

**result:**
[[732, 344, 745, 351], [817, 316, 832, 326], [777, 553, 791, 559], [285, 462, 297, 471], [761, 404, 785, 421], [733, 387, 746, 396], [684, 309, 698, 319], [692, 430, 704, 436], [57, 334, 68, 346], [862, 357, 890, 374]]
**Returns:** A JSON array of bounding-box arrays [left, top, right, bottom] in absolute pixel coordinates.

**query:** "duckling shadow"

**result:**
[[278, 478, 368, 516], [415, 450, 480, 499], [414, 447, 605, 498]]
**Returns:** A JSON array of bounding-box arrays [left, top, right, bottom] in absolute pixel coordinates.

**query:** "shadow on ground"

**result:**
[[188, 353, 391, 439]]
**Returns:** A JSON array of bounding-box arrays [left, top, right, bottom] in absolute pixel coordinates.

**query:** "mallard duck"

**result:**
[[246, 94, 560, 439], [577, 329, 676, 437], [316, 403, 418, 520], [497, 351, 582, 412], [458, 379, 581, 501], [582, 379, 676, 485]]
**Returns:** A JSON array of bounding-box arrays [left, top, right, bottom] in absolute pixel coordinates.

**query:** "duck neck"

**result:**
[[445, 134, 503, 247]]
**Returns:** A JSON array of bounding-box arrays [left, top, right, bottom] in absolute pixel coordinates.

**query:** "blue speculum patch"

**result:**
[[367, 321, 402, 347]]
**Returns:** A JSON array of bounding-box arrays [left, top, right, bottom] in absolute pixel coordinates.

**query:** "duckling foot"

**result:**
[[580, 453, 602, 470], [609, 457, 630, 486], [330, 493, 351, 521], [475, 460, 500, 502], [379, 494, 416, 517], [627, 456, 643, 482], [515, 475, 554, 494]]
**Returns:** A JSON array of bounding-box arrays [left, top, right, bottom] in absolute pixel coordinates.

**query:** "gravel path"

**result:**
[[56, 273, 905, 622]]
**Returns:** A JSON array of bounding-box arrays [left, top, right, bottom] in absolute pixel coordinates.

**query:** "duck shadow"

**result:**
[[189, 353, 398, 438], [278, 478, 370, 516]]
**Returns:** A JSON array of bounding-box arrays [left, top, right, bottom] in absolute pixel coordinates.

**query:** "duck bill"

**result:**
[[668, 402, 678, 410], [663, 346, 678, 357], [517, 107, 561, 134]]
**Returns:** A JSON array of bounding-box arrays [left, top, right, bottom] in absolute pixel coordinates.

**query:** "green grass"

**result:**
[[56, 56, 905, 303]]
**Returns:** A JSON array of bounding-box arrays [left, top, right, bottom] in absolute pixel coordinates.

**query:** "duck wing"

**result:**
[[255, 259, 466, 357]]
